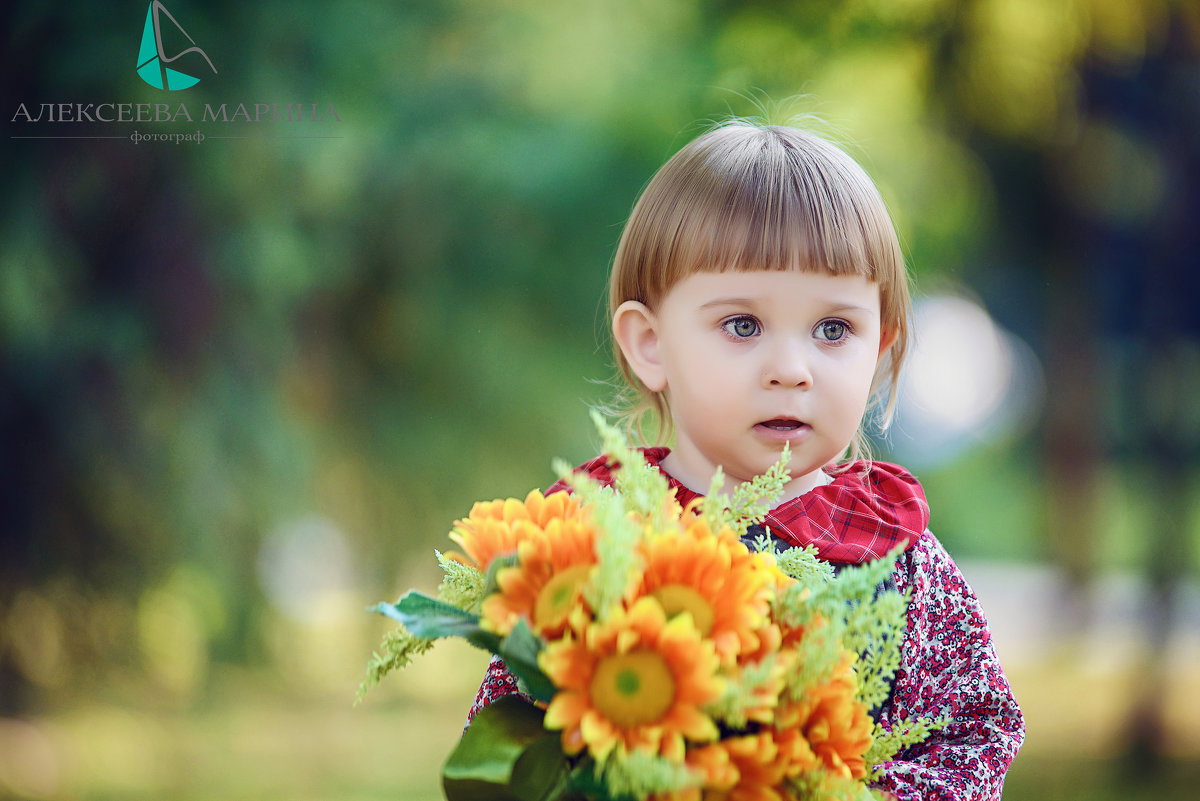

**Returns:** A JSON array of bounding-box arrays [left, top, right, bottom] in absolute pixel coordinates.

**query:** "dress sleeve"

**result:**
[[465, 654, 522, 726], [871, 531, 1025, 800]]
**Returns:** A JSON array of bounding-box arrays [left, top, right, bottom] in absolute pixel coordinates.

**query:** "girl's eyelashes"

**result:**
[[814, 319, 851, 343], [721, 315, 761, 339], [719, 316, 854, 342]]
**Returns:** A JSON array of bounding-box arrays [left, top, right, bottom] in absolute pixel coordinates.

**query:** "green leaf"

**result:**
[[373, 593, 556, 701], [497, 619, 557, 704], [371, 591, 477, 638], [443, 695, 572, 801], [483, 552, 521, 597], [371, 591, 502, 652]]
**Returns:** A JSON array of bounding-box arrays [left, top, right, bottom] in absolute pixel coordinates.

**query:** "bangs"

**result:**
[[625, 125, 901, 307]]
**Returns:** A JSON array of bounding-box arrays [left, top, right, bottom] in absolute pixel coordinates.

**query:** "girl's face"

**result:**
[[617, 270, 888, 502]]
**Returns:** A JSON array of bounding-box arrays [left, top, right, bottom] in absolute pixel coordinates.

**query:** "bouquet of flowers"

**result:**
[[359, 414, 939, 800]]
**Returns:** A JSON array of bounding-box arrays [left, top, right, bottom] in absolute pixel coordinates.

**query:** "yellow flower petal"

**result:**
[[540, 596, 723, 763], [635, 521, 777, 666]]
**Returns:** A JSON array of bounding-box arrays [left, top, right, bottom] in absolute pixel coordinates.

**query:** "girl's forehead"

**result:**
[[677, 267, 879, 289], [665, 269, 882, 307]]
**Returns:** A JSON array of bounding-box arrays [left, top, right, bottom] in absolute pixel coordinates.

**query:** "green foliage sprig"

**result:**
[[356, 626, 433, 704], [437, 549, 486, 612], [750, 535, 835, 585], [591, 749, 695, 799], [356, 548, 486, 702], [707, 651, 785, 729], [865, 715, 950, 778], [726, 442, 791, 530]]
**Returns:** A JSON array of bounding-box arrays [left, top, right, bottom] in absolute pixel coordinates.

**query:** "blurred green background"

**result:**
[[2, 0, 1199, 798]]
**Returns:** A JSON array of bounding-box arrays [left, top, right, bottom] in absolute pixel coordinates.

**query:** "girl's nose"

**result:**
[[763, 341, 813, 388]]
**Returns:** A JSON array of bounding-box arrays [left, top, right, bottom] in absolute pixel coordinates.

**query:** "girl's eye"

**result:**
[[815, 320, 849, 342], [723, 316, 761, 339]]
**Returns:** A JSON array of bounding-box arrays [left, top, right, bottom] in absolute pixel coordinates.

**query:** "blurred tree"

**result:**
[[911, 0, 1200, 764], [1, 4, 1196, 759]]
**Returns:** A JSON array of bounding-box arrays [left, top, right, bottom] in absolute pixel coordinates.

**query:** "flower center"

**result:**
[[534, 564, 591, 630], [652, 584, 715, 635], [590, 650, 676, 728]]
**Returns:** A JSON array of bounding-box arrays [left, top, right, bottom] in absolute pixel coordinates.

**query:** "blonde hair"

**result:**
[[609, 121, 912, 456]]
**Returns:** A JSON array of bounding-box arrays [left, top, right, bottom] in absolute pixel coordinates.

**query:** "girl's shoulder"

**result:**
[[891, 529, 986, 617], [830, 459, 924, 493]]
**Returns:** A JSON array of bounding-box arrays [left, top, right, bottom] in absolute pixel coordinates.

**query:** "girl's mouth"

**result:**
[[759, 418, 805, 431], [755, 419, 811, 443]]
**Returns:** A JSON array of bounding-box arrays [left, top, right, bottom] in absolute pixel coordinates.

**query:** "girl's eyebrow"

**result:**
[[826, 304, 877, 315], [698, 297, 755, 309]]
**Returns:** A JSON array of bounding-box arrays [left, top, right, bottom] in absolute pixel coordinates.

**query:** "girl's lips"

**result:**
[[755, 419, 810, 441], [760, 417, 804, 430]]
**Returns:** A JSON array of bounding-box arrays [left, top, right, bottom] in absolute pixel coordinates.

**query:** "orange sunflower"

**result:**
[[773, 587, 825, 650], [775, 652, 873, 781], [724, 647, 796, 727], [696, 732, 790, 801], [539, 597, 724, 763], [480, 510, 598, 637], [635, 518, 777, 665], [641, 735, 742, 801], [446, 489, 584, 573]]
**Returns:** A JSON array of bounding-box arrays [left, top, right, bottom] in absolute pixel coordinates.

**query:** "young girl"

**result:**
[[468, 121, 1024, 800]]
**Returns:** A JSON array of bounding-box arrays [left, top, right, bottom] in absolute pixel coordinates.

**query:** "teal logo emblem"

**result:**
[[136, 1, 217, 91]]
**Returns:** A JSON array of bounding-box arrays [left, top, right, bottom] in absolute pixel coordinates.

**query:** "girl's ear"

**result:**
[[878, 326, 899, 359], [612, 300, 667, 392]]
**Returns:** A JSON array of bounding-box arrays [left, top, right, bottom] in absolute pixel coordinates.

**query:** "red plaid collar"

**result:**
[[548, 448, 928, 565]]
